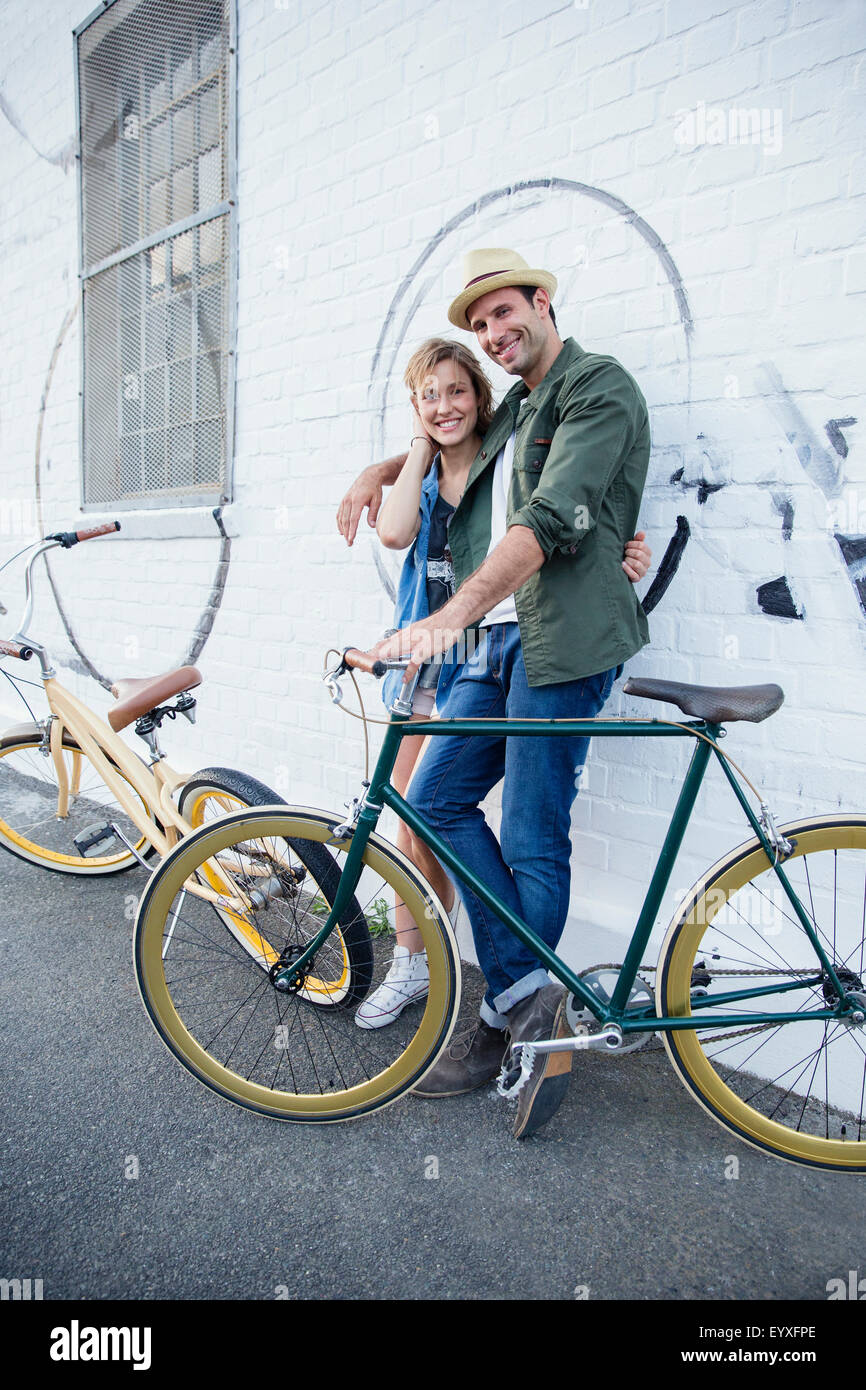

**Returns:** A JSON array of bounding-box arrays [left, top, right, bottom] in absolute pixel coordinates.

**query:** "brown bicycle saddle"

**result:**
[[109, 666, 202, 732], [623, 676, 784, 724]]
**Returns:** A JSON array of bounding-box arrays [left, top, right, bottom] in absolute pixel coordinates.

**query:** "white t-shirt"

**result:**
[[479, 427, 519, 628]]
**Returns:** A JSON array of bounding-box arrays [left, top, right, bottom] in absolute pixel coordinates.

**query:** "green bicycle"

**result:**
[[133, 648, 866, 1171]]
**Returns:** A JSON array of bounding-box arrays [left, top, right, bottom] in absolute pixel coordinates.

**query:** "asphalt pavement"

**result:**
[[1, 847, 864, 1304]]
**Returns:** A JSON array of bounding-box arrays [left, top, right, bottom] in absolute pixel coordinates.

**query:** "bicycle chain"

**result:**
[[691, 969, 825, 1044], [586, 964, 820, 1047], [601, 962, 816, 977]]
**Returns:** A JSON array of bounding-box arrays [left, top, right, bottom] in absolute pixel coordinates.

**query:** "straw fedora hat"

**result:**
[[447, 248, 558, 329]]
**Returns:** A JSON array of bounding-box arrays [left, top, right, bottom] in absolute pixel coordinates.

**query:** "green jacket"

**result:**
[[447, 337, 651, 686]]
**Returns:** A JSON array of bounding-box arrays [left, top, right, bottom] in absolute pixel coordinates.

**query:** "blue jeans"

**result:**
[[409, 624, 621, 1027]]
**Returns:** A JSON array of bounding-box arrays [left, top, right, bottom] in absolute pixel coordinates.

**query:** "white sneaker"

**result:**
[[355, 945, 429, 1029]]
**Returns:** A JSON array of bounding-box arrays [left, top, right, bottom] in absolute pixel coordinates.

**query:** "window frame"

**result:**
[[73, 0, 238, 512]]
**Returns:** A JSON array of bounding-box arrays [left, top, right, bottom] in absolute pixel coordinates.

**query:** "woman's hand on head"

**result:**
[[410, 400, 435, 456]]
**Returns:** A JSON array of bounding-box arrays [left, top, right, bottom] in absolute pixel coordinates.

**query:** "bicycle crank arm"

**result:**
[[520, 1027, 623, 1055], [108, 822, 155, 872], [496, 1027, 622, 1098]]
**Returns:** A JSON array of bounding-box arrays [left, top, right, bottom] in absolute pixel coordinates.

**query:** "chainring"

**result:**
[[565, 966, 656, 1054]]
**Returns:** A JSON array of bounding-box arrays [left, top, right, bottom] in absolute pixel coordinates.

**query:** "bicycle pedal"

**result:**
[[497, 1062, 523, 1093], [72, 822, 117, 855], [496, 1042, 537, 1098]]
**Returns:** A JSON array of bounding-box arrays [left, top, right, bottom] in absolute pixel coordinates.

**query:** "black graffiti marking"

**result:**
[[185, 541, 231, 665], [183, 509, 231, 665], [32, 302, 117, 686], [756, 576, 803, 620], [373, 545, 396, 604], [642, 516, 690, 616], [29, 302, 113, 688], [668, 466, 725, 505], [35, 302, 80, 517], [46, 579, 115, 688], [834, 534, 866, 620], [771, 491, 795, 541], [825, 417, 857, 460], [757, 363, 864, 625]]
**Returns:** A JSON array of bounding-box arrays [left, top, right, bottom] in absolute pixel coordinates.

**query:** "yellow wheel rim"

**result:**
[[136, 808, 458, 1119]]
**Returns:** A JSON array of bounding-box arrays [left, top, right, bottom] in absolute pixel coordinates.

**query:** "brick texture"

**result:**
[[0, 0, 864, 961]]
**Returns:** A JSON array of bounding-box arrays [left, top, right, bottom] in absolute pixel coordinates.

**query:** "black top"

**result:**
[[425, 492, 456, 616]]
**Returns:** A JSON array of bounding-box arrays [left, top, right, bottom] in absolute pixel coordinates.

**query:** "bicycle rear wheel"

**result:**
[[658, 815, 866, 1171], [134, 806, 460, 1121]]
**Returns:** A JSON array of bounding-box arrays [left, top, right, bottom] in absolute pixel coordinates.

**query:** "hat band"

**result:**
[[464, 269, 511, 289]]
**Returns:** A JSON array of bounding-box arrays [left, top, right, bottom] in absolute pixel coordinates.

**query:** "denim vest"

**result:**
[[381, 459, 463, 712]]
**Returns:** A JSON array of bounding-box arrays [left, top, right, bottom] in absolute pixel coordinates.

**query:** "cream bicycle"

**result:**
[[0, 523, 373, 998]]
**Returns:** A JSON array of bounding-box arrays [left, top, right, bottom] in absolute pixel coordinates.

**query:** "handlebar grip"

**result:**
[[76, 520, 121, 543], [0, 639, 34, 661], [343, 647, 387, 679], [46, 521, 121, 548]]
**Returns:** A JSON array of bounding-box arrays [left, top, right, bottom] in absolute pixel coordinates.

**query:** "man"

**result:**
[[340, 249, 651, 1139]]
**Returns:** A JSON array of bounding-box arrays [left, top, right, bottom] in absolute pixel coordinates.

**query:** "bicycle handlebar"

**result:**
[[46, 520, 121, 548], [0, 639, 34, 661]]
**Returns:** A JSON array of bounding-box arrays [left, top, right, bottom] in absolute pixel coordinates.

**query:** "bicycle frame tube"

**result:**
[[282, 712, 850, 1031], [271, 719, 410, 978], [375, 719, 715, 1019], [42, 681, 181, 855]]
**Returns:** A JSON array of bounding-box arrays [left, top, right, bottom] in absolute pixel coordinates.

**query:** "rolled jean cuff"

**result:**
[[493, 969, 552, 1017], [479, 998, 510, 1030]]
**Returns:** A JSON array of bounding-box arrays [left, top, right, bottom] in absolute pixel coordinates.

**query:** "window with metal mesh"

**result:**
[[76, 0, 232, 507]]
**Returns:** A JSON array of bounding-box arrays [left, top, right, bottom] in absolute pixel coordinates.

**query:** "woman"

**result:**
[[354, 338, 486, 1028], [354, 338, 650, 1028]]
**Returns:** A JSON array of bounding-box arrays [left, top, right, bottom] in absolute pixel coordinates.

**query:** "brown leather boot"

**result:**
[[412, 1018, 508, 1097], [505, 984, 572, 1139]]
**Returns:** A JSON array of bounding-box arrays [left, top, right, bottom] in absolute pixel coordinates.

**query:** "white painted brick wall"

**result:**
[[1, 0, 864, 971]]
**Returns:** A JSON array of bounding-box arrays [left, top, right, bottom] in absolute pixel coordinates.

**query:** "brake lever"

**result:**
[[323, 658, 346, 706]]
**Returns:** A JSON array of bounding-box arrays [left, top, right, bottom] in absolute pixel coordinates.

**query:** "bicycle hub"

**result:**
[[269, 944, 312, 994]]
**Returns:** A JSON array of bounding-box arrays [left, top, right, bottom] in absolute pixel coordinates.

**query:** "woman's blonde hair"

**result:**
[[403, 338, 494, 435]]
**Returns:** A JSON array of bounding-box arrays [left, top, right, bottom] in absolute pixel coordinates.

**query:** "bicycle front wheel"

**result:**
[[658, 815, 866, 1171], [0, 726, 156, 875], [134, 806, 461, 1121]]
